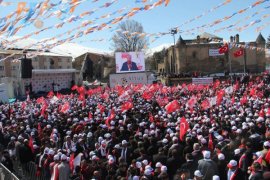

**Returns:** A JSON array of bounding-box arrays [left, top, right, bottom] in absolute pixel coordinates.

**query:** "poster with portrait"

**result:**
[[115, 52, 145, 73]]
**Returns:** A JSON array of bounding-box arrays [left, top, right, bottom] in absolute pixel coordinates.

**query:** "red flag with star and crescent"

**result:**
[[165, 100, 180, 114], [219, 44, 228, 54], [179, 117, 189, 141], [234, 49, 244, 57]]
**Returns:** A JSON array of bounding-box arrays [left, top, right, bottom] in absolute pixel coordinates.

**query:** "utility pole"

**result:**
[[170, 28, 178, 73]]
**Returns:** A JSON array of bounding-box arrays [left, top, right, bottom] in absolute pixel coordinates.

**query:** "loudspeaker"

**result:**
[[21, 58, 32, 78]]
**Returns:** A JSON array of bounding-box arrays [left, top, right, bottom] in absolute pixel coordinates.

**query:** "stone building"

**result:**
[[162, 33, 266, 75], [0, 49, 78, 96]]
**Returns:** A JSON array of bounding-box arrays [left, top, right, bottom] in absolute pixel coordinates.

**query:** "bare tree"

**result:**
[[111, 20, 148, 52]]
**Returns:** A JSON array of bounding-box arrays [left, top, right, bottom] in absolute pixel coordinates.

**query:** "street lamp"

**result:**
[[170, 28, 178, 74]]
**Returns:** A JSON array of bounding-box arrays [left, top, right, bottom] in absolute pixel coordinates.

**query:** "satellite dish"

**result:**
[[34, 19, 44, 29]]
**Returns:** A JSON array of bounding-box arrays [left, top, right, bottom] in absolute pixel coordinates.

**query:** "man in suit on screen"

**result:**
[[120, 53, 139, 71]]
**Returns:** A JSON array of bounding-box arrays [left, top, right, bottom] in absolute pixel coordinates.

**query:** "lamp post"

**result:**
[[170, 28, 178, 74]]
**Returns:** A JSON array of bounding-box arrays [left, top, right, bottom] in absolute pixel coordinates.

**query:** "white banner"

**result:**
[[209, 49, 224, 56], [110, 73, 148, 87], [115, 52, 145, 73], [192, 78, 213, 85]]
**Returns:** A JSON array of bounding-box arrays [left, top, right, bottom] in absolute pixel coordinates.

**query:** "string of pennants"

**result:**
[[149, 0, 270, 42], [0, 0, 269, 62], [97, 0, 270, 44], [0, 0, 267, 44], [0, 0, 171, 62]]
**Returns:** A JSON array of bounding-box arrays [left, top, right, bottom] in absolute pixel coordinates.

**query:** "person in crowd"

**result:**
[[0, 74, 270, 180]]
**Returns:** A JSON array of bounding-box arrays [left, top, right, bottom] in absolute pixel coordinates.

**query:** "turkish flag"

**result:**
[[61, 102, 70, 113], [29, 137, 34, 153], [97, 103, 105, 114], [201, 99, 210, 110], [121, 101, 133, 112], [88, 112, 93, 119], [71, 85, 78, 91], [77, 86, 85, 94], [41, 102, 48, 116], [105, 109, 115, 127], [208, 134, 214, 151], [249, 88, 256, 96], [219, 44, 228, 54], [142, 91, 153, 100], [187, 96, 197, 109], [69, 153, 75, 172], [240, 95, 248, 105], [149, 112, 155, 123], [233, 49, 244, 57], [36, 97, 45, 104], [265, 149, 270, 163], [216, 90, 225, 105], [165, 100, 180, 114], [179, 117, 189, 141], [156, 96, 169, 107], [56, 92, 63, 99], [259, 109, 265, 117], [47, 91, 54, 98]]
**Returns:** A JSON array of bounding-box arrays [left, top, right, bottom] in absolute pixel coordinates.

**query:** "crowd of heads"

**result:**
[[1, 74, 270, 180]]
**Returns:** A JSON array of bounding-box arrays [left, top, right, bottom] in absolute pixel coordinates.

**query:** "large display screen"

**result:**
[[115, 52, 145, 73]]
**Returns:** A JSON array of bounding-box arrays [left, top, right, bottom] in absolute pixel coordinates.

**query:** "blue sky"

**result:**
[[0, 0, 270, 52]]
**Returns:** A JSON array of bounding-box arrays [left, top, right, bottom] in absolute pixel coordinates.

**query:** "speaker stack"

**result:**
[[21, 58, 32, 79]]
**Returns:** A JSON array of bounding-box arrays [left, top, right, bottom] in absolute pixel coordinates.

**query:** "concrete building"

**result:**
[[0, 49, 79, 97], [162, 33, 266, 75]]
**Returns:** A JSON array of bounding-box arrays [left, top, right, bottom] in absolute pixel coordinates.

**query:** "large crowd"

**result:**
[[1, 74, 270, 180]]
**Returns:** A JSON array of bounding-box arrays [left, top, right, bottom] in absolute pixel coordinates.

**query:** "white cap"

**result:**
[[87, 132, 93, 138], [162, 138, 168, 144], [136, 162, 142, 168], [264, 141, 270, 147], [145, 165, 153, 171], [53, 155, 59, 161], [194, 170, 203, 177], [228, 160, 237, 168], [234, 149, 241, 155], [142, 159, 148, 165], [255, 151, 262, 157], [156, 162, 162, 168], [203, 151, 211, 159], [161, 166, 167, 172], [108, 158, 114, 164], [213, 175, 220, 180], [133, 176, 139, 180], [217, 135, 223, 141], [218, 153, 225, 160], [49, 149, 55, 155], [61, 154, 67, 160], [122, 140, 128, 145], [144, 169, 152, 176], [201, 138, 207, 144]]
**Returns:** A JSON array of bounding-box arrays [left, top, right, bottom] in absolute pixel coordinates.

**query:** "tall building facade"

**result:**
[[163, 33, 266, 75]]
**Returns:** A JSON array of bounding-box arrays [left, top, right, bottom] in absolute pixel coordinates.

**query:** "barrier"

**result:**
[[0, 163, 19, 180]]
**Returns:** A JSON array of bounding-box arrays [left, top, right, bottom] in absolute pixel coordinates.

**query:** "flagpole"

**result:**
[[244, 48, 247, 74], [229, 44, 232, 76]]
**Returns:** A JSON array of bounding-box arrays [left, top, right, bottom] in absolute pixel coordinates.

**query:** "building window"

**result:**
[[58, 66, 62, 69], [12, 66, 16, 70], [0, 66, 4, 70]]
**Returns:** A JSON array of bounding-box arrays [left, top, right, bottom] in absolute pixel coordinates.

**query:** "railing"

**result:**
[[0, 163, 20, 180]]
